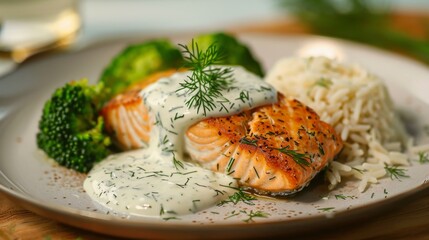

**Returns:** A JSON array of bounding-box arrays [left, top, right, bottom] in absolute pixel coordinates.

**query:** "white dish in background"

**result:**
[[0, 34, 429, 239]]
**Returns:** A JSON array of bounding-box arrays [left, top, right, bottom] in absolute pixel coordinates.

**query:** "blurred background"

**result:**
[[79, 0, 429, 37], [1, 0, 429, 75]]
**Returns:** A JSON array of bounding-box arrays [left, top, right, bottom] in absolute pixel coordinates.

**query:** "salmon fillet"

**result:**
[[185, 95, 342, 195], [101, 70, 177, 149], [101, 73, 343, 195], [101, 89, 151, 150]]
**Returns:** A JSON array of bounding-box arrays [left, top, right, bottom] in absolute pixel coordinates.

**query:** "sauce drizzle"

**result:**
[[84, 66, 277, 218]]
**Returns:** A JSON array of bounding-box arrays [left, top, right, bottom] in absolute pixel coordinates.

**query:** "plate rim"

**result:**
[[1, 175, 428, 238]]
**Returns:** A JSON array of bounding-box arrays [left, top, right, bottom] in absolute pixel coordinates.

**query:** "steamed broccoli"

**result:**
[[192, 32, 264, 77], [36, 79, 112, 173], [99, 39, 184, 97]]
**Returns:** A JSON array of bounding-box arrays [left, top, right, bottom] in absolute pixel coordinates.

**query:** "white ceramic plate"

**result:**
[[1, 34, 429, 239]]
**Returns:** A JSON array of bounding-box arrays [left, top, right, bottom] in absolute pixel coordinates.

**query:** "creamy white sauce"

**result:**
[[84, 66, 277, 218], [84, 150, 236, 217]]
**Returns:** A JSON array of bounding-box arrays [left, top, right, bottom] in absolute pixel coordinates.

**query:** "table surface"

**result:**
[[2, 11, 429, 240]]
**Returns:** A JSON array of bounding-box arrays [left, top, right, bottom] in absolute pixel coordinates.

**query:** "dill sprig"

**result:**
[[240, 137, 258, 146], [418, 151, 429, 164], [276, 146, 310, 168], [217, 187, 256, 206], [242, 210, 269, 223], [172, 154, 184, 170], [384, 163, 409, 180], [177, 40, 234, 116]]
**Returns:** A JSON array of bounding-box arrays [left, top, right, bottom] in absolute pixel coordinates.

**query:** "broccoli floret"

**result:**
[[192, 32, 264, 77], [99, 39, 184, 97], [36, 79, 112, 173]]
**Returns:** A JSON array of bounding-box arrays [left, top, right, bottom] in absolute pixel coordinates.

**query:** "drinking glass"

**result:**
[[0, 0, 81, 62]]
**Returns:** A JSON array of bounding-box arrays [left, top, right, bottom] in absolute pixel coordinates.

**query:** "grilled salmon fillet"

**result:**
[[101, 89, 151, 150], [186, 95, 342, 195], [101, 73, 343, 195], [101, 70, 177, 149]]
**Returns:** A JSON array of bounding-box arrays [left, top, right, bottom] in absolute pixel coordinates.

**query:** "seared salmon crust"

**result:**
[[185, 94, 343, 195]]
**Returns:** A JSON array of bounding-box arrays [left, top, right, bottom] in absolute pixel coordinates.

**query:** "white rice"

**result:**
[[265, 56, 409, 192]]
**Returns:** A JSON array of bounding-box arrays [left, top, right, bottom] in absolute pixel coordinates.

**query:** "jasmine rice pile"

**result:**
[[265, 56, 409, 192]]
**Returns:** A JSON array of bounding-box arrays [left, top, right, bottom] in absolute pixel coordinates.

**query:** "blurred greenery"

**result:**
[[281, 0, 429, 64]]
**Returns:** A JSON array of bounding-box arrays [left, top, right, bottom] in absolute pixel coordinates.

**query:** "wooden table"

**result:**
[[2, 12, 429, 240]]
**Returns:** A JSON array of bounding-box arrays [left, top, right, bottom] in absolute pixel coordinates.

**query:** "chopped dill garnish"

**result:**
[[318, 143, 325, 156], [172, 154, 184, 170], [276, 146, 310, 168], [299, 125, 315, 137], [258, 86, 272, 92], [334, 194, 347, 200], [334, 194, 355, 200], [236, 90, 250, 103], [384, 163, 409, 180], [173, 112, 184, 120], [314, 78, 332, 88], [418, 151, 429, 164], [241, 210, 270, 223], [214, 189, 225, 196], [217, 187, 256, 206], [226, 157, 235, 173], [224, 211, 240, 219], [159, 204, 165, 216], [240, 137, 258, 146], [154, 112, 163, 127], [170, 170, 197, 177], [253, 166, 260, 179], [177, 40, 234, 116], [161, 135, 169, 145], [162, 217, 180, 221], [176, 177, 191, 188], [318, 207, 335, 212]]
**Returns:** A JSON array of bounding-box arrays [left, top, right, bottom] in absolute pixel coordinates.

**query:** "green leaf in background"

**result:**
[[280, 0, 429, 64]]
